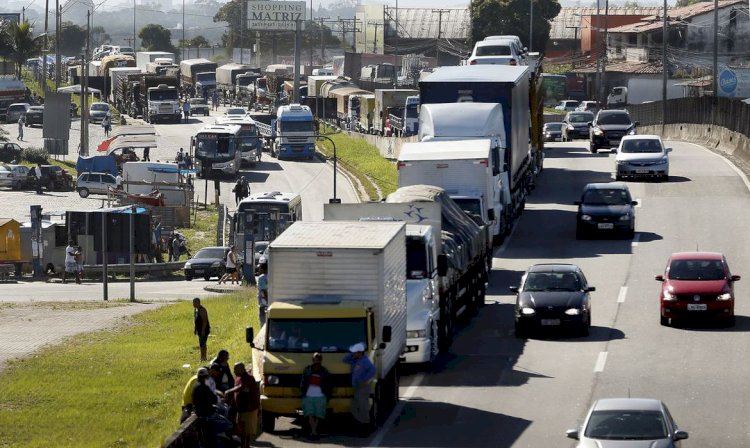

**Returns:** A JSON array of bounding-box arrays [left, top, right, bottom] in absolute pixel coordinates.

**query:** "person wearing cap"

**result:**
[[225, 362, 260, 448], [192, 366, 233, 444], [301, 352, 332, 440], [343, 342, 376, 433], [193, 298, 211, 362]]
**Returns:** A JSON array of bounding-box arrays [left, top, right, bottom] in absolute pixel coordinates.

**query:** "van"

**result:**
[[6, 103, 30, 123]]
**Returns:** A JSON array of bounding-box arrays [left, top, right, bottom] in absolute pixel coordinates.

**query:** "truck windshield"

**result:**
[[280, 120, 314, 133], [237, 77, 255, 86], [405, 106, 419, 119], [150, 90, 178, 101], [451, 198, 483, 218], [406, 238, 428, 279], [196, 73, 215, 82], [266, 318, 367, 353]]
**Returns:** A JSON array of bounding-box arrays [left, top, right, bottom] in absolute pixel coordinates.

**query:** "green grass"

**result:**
[[0, 292, 260, 448], [317, 126, 398, 201], [178, 203, 218, 254]]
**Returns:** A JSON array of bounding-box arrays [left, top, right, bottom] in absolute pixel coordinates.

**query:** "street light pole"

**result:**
[[317, 134, 338, 202], [662, 0, 668, 133], [529, 0, 533, 52], [182, 0, 185, 60]]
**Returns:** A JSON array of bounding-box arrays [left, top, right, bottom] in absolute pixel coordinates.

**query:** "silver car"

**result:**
[[6, 103, 30, 123], [615, 135, 671, 181], [76, 172, 117, 197], [89, 102, 110, 124], [0, 163, 30, 189], [567, 398, 688, 447]]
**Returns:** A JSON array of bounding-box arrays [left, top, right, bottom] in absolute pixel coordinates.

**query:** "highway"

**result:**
[[256, 139, 750, 447]]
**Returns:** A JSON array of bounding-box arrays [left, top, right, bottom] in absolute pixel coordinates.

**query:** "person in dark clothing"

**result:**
[[240, 176, 249, 201], [143, 147, 150, 162], [193, 298, 210, 362], [209, 349, 234, 393], [233, 179, 243, 205], [192, 367, 233, 445], [300, 353, 333, 439], [225, 362, 260, 448]]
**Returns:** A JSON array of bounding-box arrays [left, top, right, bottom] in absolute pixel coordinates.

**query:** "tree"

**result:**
[[190, 35, 210, 48], [623, 0, 639, 6], [675, 0, 702, 7], [470, 0, 561, 52], [139, 24, 178, 53], [91, 26, 111, 48], [57, 22, 87, 56], [0, 21, 42, 78]]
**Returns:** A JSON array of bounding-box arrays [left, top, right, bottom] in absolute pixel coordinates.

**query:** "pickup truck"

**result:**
[[189, 97, 210, 116]]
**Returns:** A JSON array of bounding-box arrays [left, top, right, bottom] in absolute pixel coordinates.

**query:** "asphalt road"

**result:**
[[255, 139, 750, 447]]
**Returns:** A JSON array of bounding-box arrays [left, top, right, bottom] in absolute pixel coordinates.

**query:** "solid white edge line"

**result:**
[[617, 286, 628, 303], [672, 140, 750, 193], [370, 372, 426, 447], [631, 232, 640, 247], [594, 352, 608, 373]]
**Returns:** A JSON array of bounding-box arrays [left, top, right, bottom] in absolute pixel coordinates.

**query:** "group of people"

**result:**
[[175, 148, 193, 170], [232, 177, 250, 205]]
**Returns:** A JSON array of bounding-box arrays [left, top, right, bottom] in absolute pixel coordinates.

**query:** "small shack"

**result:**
[[0, 218, 22, 263]]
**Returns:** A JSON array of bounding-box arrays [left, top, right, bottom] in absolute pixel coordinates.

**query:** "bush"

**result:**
[[0, 127, 8, 142], [21, 146, 49, 164]]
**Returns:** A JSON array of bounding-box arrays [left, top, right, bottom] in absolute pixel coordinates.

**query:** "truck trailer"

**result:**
[[180, 58, 218, 97], [373, 89, 419, 136]]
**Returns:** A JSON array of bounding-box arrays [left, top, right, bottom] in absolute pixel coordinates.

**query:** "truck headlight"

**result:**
[[407, 329, 427, 339], [264, 375, 280, 385]]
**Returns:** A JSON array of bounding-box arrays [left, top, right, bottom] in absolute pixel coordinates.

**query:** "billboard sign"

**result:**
[[718, 67, 750, 98], [246, 1, 306, 31]]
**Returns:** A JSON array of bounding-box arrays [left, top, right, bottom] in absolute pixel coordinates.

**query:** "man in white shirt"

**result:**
[[115, 174, 123, 189], [63, 240, 81, 284], [34, 163, 43, 194]]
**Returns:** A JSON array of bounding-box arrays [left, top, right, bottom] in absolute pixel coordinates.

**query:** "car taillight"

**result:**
[[510, 59, 517, 66]]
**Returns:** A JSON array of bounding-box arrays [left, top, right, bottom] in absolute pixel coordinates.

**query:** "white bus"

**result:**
[[191, 124, 242, 178], [215, 115, 263, 166]]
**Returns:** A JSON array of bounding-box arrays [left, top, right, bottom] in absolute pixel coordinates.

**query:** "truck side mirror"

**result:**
[[437, 254, 448, 276], [382, 325, 392, 343], [245, 326, 255, 347], [487, 209, 496, 221]]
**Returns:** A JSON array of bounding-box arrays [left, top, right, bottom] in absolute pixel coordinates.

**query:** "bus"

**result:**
[[540, 73, 567, 107], [215, 115, 263, 166], [191, 124, 242, 178], [233, 191, 303, 279]]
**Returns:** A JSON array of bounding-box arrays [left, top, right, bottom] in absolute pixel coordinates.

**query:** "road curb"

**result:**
[[314, 148, 366, 203], [203, 284, 251, 294]]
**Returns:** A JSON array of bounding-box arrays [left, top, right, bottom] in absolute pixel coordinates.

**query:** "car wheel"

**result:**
[[661, 173, 669, 182], [78, 188, 89, 198], [261, 410, 276, 432], [185, 275, 192, 281], [615, 174, 623, 181], [590, 146, 598, 154], [726, 315, 736, 327], [579, 314, 591, 337], [11, 181, 20, 190], [660, 315, 669, 326], [203, 274, 211, 281]]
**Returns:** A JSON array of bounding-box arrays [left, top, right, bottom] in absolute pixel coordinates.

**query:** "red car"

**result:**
[[656, 252, 740, 327]]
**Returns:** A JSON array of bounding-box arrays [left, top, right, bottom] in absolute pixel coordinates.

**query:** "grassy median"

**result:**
[[316, 128, 398, 201], [0, 292, 260, 448]]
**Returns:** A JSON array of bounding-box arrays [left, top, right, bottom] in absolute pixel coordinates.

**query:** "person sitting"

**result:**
[[192, 367, 233, 445]]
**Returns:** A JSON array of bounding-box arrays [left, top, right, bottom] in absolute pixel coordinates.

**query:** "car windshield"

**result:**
[[91, 104, 109, 111], [545, 123, 563, 131], [266, 318, 367, 353], [523, 272, 582, 292], [193, 248, 226, 259], [476, 45, 511, 56], [568, 113, 593, 123], [582, 188, 631, 206], [598, 113, 632, 125], [191, 98, 206, 105], [227, 108, 246, 115], [585, 410, 668, 440], [668, 259, 725, 281], [254, 242, 269, 253], [621, 139, 663, 153]]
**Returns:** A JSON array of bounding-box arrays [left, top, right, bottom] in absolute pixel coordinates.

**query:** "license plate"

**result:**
[[687, 304, 707, 311], [194, 269, 204, 274], [609, 140, 620, 145], [635, 169, 649, 174], [598, 223, 614, 229], [541, 319, 561, 326]]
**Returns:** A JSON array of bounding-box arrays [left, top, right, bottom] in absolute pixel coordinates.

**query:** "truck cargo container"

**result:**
[[374, 89, 419, 136], [135, 51, 175, 70], [180, 58, 218, 97]]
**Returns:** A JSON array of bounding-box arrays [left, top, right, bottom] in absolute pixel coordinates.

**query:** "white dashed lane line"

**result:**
[[617, 286, 628, 303], [594, 352, 608, 373]]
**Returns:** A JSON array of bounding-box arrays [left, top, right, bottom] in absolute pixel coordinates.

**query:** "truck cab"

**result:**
[[272, 104, 316, 160], [145, 84, 181, 123], [195, 72, 216, 97]]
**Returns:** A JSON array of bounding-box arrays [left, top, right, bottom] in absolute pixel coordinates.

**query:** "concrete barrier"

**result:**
[[347, 132, 418, 161]]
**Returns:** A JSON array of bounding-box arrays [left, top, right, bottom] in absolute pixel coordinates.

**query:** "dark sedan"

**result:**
[[589, 109, 639, 153], [511, 263, 595, 337], [575, 183, 637, 239], [543, 122, 564, 142], [183, 246, 229, 281], [562, 111, 594, 141], [25, 106, 44, 127]]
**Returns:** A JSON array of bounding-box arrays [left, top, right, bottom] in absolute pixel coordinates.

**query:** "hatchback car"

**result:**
[[543, 122, 564, 142], [183, 246, 230, 281], [190, 98, 210, 116], [25, 106, 44, 126], [0, 142, 22, 163], [89, 102, 110, 123], [76, 172, 117, 197], [656, 252, 740, 327], [555, 100, 579, 112], [615, 135, 671, 181], [566, 398, 688, 447], [511, 264, 595, 337], [6, 103, 30, 123], [0, 164, 31, 189], [562, 111, 595, 141], [576, 100, 601, 115], [468, 38, 525, 66], [590, 109, 638, 153], [575, 183, 637, 239]]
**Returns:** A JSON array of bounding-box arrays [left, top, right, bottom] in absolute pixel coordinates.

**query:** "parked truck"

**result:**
[[349, 93, 376, 134], [374, 89, 419, 136], [0, 78, 26, 122], [419, 65, 545, 224], [146, 60, 178, 75], [135, 51, 175, 71], [216, 63, 257, 102], [388, 95, 420, 137], [179, 58, 218, 97], [248, 220, 406, 431], [109, 67, 142, 104], [125, 74, 181, 122], [385, 185, 489, 351], [235, 70, 262, 105], [323, 202, 442, 365], [268, 104, 316, 160]]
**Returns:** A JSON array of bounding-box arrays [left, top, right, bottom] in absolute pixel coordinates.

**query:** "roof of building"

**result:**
[[608, 0, 745, 33], [573, 61, 663, 74], [550, 6, 664, 40], [386, 7, 470, 40]]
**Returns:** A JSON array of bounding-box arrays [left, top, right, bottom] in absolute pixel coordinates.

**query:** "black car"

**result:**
[[562, 111, 594, 141], [543, 122, 564, 142], [589, 109, 638, 153], [183, 246, 229, 281], [25, 106, 44, 127], [575, 182, 637, 239], [511, 264, 595, 337], [26, 165, 74, 191]]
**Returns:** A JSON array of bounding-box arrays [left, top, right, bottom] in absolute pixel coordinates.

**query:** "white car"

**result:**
[[555, 100, 580, 112], [224, 107, 248, 118], [468, 38, 526, 66], [615, 135, 671, 181]]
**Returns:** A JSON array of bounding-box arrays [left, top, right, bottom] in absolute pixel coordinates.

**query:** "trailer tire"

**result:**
[[438, 295, 454, 352]]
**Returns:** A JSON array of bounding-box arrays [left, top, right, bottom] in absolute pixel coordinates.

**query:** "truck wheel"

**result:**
[[437, 297, 453, 352], [78, 188, 89, 198], [426, 320, 439, 368], [369, 383, 382, 429], [261, 410, 276, 432]]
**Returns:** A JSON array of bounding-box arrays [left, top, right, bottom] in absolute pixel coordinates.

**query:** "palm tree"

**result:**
[[1, 21, 43, 79]]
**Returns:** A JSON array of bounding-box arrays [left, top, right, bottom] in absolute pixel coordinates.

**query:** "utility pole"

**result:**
[[432, 9, 450, 64], [662, 0, 668, 132], [81, 10, 90, 156], [256, 31, 261, 67], [600, 0, 609, 103], [240, 1, 244, 63], [182, 0, 185, 61], [42, 0, 50, 92], [318, 17, 330, 63], [368, 21, 383, 53], [712, 0, 718, 102], [55, 1, 61, 90], [22, 7, 25, 22], [309, 0, 314, 66], [133, 0, 137, 51], [595, 0, 601, 102], [529, 0, 533, 52], [394, 0, 399, 87], [294, 20, 301, 103]]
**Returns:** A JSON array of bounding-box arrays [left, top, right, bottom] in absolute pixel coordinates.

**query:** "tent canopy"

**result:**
[[57, 85, 102, 95]]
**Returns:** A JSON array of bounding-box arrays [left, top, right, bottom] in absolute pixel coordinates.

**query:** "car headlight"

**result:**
[[663, 290, 676, 301], [265, 375, 280, 385], [184, 262, 192, 268], [521, 307, 536, 316], [717, 293, 733, 301], [211, 261, 221, 267], [581, 214, 592, 221], [619, 214, 631, 221], [564, 308, 582, 316], [406, 329, 427, 339], [594, 128, 603, 136]]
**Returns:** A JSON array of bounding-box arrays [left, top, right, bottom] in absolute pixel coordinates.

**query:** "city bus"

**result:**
[[215, 115, 263, 166], [191, 124, 242, 178]]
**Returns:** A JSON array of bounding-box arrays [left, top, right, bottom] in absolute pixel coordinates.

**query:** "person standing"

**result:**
[[102, 113, 112, 137], [172, 235, 182, 262], [34, 163, 43, 194], [115, 173, 123, 190], [240, 176, 250, 201], [143, 146, 150, 162], [176, 148, 185, 166], [232, 179, 243, 206], [226, 362, 260, 448], [301, 353, 333, 440], [212, 90, 219, 111], [63, 240, 82, 284], [17, 114, 24, 141], [218, 246, 238, 285], [343, 343, 376, 435], [183, 99, 191, 123], [193, 298, 211, 362], [256, 263, 268, 326]]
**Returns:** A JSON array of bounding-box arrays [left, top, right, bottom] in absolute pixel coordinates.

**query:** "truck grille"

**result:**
[[158, 105, 173, 114], [287, 137, 309, 143]]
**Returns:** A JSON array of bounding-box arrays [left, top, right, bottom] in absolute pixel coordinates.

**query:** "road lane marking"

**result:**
[[686, 140, 750, 193], [617, 286, 628, 303], [631, 232, 640, 247], [594, 352, 608, 372], [371, 372, 425, 447]]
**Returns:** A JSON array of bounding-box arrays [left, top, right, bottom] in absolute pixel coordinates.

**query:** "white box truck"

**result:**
[[247, 220, 406, 431], [135, 51, 175, 71]]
